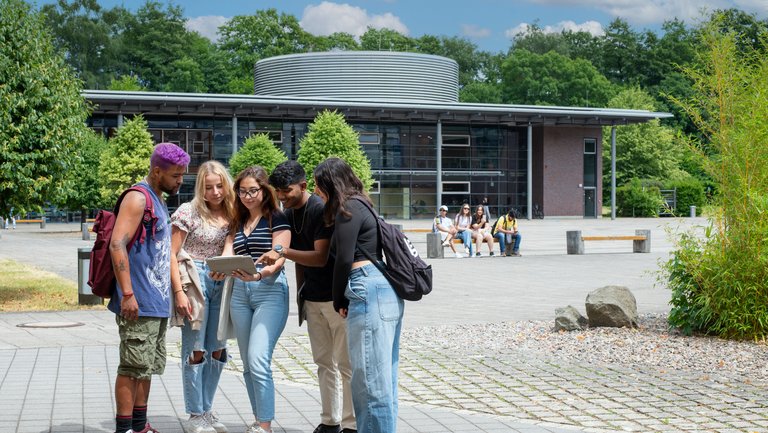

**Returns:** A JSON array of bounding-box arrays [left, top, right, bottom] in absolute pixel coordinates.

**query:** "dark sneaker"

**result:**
[[511, 251, 521, 256], [489, 252, 495, 256], [475, 252, 481, 256], [340, 429, 357, 433], [313, 424, 341, 433]]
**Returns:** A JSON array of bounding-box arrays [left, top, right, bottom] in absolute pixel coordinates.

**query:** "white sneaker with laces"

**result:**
[[204, 411, 228, 433], [184, 414, 216, 433]]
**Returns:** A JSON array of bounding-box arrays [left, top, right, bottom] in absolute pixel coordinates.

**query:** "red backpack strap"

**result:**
[[113, 185, 157, 247]]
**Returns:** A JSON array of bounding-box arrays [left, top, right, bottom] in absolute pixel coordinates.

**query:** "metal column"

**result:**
[[611, 126, 616, 220], [436, 119, 442, 209], [527, 123, 533, 220], [232, 115, 238, 156]]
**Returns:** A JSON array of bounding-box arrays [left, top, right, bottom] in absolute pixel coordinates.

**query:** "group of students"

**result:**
[[433, 203, 522, 257], [108, 142, 402, 433]]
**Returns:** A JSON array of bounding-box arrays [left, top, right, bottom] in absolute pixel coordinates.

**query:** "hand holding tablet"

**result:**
[[206, 255, 258, 275]]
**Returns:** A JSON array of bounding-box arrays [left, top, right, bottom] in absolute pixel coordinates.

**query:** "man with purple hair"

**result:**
[[108, 143, 190, 433]]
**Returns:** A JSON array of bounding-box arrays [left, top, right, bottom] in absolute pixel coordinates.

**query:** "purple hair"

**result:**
[[150, 142, 190, 169]]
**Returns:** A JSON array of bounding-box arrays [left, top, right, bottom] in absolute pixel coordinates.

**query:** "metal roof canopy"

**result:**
[[84, 90, 672, 127]]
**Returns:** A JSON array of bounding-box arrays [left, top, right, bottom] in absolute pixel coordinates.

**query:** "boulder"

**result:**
[[585, 285, 638, 328], [554, 305, 588, 331]]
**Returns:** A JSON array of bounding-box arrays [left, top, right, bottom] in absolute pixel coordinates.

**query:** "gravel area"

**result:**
[[404, 313, 768, 384]]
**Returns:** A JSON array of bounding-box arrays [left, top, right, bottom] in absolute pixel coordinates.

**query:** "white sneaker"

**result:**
[[455, 252, 463, 258], [245, 422, 271, 433], [204, 411, 228, 433], [184, 414, 216, 433]]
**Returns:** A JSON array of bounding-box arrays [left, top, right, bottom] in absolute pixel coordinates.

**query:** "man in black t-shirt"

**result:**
[[261, 161, 356, 433]]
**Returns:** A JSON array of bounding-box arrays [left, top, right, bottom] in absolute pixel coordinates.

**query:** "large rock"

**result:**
[[585, 285, 638, 328], [554, 305, 588, 331]]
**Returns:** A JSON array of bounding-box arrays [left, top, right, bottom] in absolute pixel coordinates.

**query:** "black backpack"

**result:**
[[353, 197, 433, 301]]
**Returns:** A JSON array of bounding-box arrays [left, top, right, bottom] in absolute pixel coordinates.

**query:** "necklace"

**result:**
[[244, 215, 261, 234], [292, 202, 308, 234]]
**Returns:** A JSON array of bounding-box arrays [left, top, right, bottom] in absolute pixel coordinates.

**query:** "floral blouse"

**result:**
[[171, 202, 230, 260]]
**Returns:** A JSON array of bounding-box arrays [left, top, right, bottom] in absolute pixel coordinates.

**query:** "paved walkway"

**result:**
[[1, 217, 766, 433]]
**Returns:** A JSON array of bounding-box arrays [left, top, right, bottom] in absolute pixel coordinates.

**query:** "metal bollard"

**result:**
[[690, 205, 696, 217], [40, 217, 46, 229], [81, 223, 90, 240], [77, 247, 102, 305]]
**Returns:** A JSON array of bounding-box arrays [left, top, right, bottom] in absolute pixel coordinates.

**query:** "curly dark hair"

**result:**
[[268, 160, 306, 190]]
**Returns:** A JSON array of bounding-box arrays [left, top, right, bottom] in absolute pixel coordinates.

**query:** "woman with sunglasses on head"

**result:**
[[170, 161, 236, 433], [454, 203, 475, 257], [212, 166, 290, 433], [313, 157, 404, 433]]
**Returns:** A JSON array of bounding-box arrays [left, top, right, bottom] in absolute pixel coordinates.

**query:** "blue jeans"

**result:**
[[181, 260, 228, 415], [229, 269, 289, 422], [345, 263, 404, 433], [494, 232, 522, 254], [456, 230, 473, 255]]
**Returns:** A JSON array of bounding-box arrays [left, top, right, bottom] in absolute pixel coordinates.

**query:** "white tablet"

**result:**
[[206, 255, 258, 275]]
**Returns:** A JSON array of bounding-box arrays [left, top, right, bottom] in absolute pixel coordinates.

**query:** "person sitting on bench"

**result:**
[[493, 209, 521, 256], [454, 203, 475, 257], [433, 205, 461, 258], [471, 205, 495, 257]]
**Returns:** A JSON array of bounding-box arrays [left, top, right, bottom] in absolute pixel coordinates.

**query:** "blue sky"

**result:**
[[35, 0, 768, 52]]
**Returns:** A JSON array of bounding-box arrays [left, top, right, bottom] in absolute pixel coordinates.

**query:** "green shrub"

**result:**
[[297, 110, 373, 191], [229, 133, 287, 177], [664, 177, 706, 216], [616, 179, 663, 217]]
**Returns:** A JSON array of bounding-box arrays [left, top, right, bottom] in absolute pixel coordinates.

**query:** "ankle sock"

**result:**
[[132, 405, 147, 432], [116, 414, 132, 433]]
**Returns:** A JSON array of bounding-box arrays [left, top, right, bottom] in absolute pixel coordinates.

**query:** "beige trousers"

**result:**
[[304, 300, 355, 429]]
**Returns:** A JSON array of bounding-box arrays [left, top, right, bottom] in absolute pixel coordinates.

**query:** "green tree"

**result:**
[[602, 87, 683, 189], [58, 130, 106, 221], [599, 18, 646, 85], [108, 75, 145, 91], [664, 21, 768, 339], [297, 111, 373, 191], [0, 0, 90, 216], [228, 133, 287, 177], [40, 0, 116, 89], [501, 49, 615, 106], [360, 27, 414, 51], [218, 9, 313, 94], [98, 115, 154, 203]]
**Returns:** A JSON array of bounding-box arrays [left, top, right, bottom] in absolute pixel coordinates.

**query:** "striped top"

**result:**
[[233, 211, 290, 260]]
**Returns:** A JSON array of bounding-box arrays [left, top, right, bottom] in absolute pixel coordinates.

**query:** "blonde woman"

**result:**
[[170, 161, 237, 433]]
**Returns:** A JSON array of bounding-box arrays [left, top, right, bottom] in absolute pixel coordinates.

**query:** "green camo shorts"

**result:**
[[116, 316, 168, 380]]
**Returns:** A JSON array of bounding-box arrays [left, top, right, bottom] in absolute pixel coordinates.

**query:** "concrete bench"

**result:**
[[15, 218, 46, 228], [566, 229, 650, 254], [426, 232, 505, 258]]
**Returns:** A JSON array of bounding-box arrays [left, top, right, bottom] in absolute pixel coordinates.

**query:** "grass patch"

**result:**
[[0, 259, 103, 312]]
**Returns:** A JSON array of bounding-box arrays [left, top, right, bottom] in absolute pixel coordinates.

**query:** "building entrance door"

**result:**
[[584, 187, 597, 218]]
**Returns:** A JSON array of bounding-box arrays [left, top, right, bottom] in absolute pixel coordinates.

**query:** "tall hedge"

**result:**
[[229, 133, 287, 177]]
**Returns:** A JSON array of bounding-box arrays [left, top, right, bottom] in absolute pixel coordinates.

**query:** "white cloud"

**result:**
[[186, 15, 229, 42], [505, 20, 604, 39], [300, 1, 409, 37], [462, 24, 492, 38], [527, 0, 735, 25]]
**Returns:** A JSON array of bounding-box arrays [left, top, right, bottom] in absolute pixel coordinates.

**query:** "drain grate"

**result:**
[[17, 321, 85, 329]]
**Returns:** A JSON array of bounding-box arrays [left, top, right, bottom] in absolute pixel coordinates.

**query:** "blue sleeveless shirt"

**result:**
[[108, 182, 171, 318]]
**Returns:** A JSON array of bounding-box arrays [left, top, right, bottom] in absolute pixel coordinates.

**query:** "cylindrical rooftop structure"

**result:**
[[254, 51, 459, 103]]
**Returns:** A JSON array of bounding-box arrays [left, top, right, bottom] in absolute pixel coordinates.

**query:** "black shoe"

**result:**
[[340, 429, 357, 433], [489, 252, 495, 256], [313, 424, 341, 433]]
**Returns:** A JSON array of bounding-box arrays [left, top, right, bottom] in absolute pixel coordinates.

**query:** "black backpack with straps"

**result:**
[[353, 197, 433, 301]]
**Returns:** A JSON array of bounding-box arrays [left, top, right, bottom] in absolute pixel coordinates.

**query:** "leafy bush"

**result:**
[[616, 179, 663, 217], [98, 115, 154, 204], [664, 177, 706, 216], [297, 110, 373, 191], [229, 133, 287, 177], [662, 20, 768, 340]]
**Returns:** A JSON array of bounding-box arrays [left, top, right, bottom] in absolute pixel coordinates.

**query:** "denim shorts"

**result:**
[[116, 316, 168, 379]]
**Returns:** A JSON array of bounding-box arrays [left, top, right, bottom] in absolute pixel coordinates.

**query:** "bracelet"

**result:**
[[123, 292, 134, 299], [255, 271, 263, 281]]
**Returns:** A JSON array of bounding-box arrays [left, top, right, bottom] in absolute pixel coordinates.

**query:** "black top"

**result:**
[[233, 211, 290, 260], [331, 198, 380, 311], [285, 194, 335, 302]]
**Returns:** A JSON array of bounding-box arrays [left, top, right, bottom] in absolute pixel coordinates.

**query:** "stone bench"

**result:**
[[566, 229, 650, 254], [426, 232, 506, 258], [15, 218, 46, 228]]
